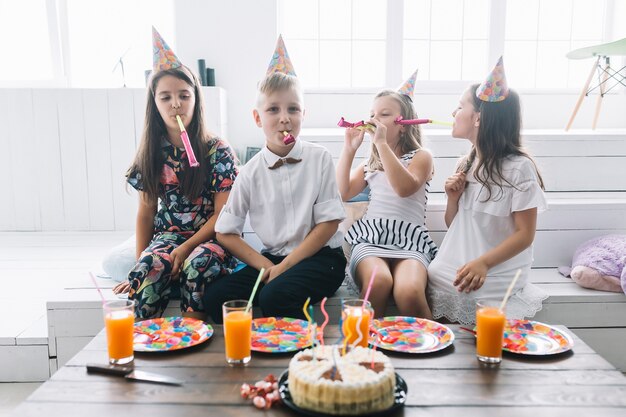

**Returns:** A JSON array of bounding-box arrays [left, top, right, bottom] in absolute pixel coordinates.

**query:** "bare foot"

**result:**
[[113, 281, 131, 295]]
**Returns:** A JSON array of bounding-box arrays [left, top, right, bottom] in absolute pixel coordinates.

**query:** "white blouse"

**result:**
[[428, 155, 548, 325]]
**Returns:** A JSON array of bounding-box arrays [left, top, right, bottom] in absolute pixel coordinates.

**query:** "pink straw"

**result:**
[[319, 297, 330, 346], [88, 272, 106, 305], [362, 266, 378, 308]]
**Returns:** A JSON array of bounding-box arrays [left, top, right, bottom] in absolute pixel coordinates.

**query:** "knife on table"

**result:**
[[86, 363, 183, 386]]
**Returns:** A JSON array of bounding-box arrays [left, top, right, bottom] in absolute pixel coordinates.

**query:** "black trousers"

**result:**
[[203, 246, 346, 323]]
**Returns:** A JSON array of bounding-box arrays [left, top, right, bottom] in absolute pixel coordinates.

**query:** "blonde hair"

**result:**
[[256, 72, 303, 107], [367, 90, 422, 172]]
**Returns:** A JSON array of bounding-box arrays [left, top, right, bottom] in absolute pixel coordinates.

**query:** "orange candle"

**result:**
[[223, 300, 252, 365], [103, 300, 135, 365], [476, 302, 505, 363], [341, 299, 373, 348]]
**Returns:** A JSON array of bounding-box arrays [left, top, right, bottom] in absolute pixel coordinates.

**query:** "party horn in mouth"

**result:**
[[175, 115, 199, 167], [282, 130, 295, 145], [395, 116, 453, 126]]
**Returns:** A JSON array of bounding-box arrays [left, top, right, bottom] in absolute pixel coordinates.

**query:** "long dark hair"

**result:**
[[460, 84, 544, 199], [128, 66, 215, 201], [367, 90, 422, 172]]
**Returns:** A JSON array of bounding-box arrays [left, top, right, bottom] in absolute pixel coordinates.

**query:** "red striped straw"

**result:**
[[88, 272, 106, 305]]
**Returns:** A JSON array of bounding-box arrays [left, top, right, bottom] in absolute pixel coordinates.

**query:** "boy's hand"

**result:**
[[367, 118, 387, 146], [445, 172, 466, 201], [344, 127, 365, 152], [264, 262, 288, 284], [454, 258, 489, 293], [170, 245, 195, 279]]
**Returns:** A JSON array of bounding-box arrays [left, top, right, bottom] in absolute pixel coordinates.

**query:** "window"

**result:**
[[0, 0, 173, 87], [279, 0, 624, 90], [504, 0, 607, 88], [66, 0, 174, 87], [0, 0, 56, 83], [403, 0, 489, 81], [278, 0, 387, 88]]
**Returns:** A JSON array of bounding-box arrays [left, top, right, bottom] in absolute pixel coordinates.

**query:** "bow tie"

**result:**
[[268, 157, 302, 170]]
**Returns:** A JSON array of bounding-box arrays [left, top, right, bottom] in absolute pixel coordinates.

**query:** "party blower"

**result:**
[[337, 117, 375, 131], [282, 131, 295, 145], [175, 115, 200, 167], [394, 116, 453, 126]]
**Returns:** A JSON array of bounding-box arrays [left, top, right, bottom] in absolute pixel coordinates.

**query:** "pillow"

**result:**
[[559, 235, 626, 294], [339, 201, 368, 261]]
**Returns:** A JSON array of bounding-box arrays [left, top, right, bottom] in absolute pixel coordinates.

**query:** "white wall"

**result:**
[[172, 0, 626, 153], [174, 0, 278, 153]]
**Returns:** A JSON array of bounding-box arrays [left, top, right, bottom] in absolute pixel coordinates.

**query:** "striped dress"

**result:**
[[345, 150, 438, 290]]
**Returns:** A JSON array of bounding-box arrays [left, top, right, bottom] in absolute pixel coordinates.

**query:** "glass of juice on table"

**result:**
[[341, 299, 373, 348], [475, 300, 506, 364], [103, 300, 135, 365], [223, 300, 252, 366]]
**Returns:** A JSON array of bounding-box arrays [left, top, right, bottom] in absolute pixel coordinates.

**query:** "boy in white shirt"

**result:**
[[203, 37, 346, 322]]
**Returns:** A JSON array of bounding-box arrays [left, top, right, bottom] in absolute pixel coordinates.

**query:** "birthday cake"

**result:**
[[287, 345, 396, 415]]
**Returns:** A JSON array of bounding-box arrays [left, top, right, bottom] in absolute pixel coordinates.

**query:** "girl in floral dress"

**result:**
[[112, 29, 238, 319]]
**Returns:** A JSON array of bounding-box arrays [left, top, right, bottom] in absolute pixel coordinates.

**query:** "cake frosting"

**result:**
[[287, 345, 396, 415]]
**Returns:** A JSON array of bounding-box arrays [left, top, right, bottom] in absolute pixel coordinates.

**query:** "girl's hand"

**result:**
[[368, 117, 387, 146], [344, 127, 365, 152], [445, 172, 466, 201], [454, 258, 489, 293], [170, 245, 195, 279], [113, 281, 131, 294]]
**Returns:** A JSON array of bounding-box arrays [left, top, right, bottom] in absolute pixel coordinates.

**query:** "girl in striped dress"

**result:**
[[336, 89, 438, 319]]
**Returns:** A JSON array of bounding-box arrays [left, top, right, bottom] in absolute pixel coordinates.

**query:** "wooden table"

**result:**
[[12, 325, 626, 417]]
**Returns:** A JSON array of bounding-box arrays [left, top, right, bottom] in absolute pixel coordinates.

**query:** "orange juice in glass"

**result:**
[[341, 299, 373, 348], [103, 300, 135, 365], [476, 300, 506, 364], [223, 300, 252, 366]]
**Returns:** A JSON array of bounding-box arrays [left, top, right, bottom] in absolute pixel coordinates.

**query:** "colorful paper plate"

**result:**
[[251, 317, 319, 353], [503, 319, 574, 355], [133, 316, 213, 352], [278, 370, 407, 417], [370, 316, 455, 353]]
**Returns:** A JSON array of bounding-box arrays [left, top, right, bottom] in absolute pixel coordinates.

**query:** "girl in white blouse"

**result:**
[[428, 59, 548, 325]]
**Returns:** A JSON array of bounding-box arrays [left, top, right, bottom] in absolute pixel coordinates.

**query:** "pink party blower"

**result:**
[[175, 115, 200, 167], [282, 131, 295, 145]]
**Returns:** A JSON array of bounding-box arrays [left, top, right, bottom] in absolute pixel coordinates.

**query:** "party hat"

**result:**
[[266, 35, 297, 77], [476, 56, 508, 102], [152, 26, 182, 72], [398, 68, 418, 99]]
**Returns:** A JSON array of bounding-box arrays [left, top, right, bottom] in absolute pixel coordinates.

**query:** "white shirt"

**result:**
[[215, 140, 346, 256]]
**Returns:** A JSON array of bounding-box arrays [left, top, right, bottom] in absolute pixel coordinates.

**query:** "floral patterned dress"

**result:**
[[126, 138, 238, 319]]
